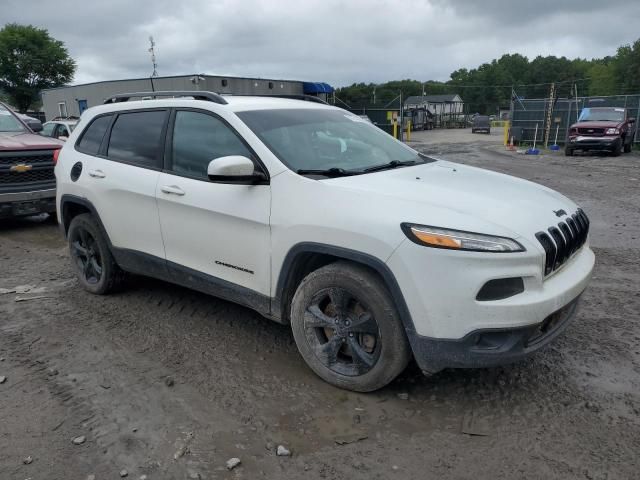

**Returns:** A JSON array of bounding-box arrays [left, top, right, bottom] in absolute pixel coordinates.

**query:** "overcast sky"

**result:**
[[2, 0, 639, 87]]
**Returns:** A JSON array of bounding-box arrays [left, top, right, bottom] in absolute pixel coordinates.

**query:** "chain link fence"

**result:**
[[511, 94, 640, 146]]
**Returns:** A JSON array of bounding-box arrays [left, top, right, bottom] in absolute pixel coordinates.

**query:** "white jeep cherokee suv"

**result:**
[[55, 91, 595, 392]]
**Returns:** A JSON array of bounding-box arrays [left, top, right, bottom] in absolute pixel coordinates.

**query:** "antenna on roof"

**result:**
[[148, 36, 158, 77]]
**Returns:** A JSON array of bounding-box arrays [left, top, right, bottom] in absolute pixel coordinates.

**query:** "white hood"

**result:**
[[324, 160, 580, 241]]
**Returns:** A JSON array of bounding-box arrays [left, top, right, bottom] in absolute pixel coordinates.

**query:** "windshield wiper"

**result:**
[[362, 160, 417, 173], [296, 167, 360, 178]]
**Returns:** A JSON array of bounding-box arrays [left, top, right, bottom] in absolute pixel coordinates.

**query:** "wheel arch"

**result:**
[[273, 242, 416, 335], [60, 195, 112, 246]]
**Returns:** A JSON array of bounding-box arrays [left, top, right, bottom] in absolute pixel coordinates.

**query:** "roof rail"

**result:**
[[226, 94, 329, 105], [103, 91, 228, 105]]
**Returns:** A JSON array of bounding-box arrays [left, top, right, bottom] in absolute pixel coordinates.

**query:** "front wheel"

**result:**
[[290, 261, 411, 392], [611, 139, 622, 157]]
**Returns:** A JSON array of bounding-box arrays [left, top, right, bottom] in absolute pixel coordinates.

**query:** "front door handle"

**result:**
[[88, 169, 106, 178], [160, 185, 185, 196]]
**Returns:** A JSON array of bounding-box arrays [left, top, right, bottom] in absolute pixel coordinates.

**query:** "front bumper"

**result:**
[[0, 188, 57, 218], [387, 236, 594, 371], [409, 295, 581, 373], [568, 136, 620, 150]]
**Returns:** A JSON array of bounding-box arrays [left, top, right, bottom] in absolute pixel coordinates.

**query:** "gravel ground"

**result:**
[[1, 127, 639, 480]]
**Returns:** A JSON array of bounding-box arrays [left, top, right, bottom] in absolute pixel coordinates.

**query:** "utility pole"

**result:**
[[544, 82, 555, 147], [148, 36, 158, 77]]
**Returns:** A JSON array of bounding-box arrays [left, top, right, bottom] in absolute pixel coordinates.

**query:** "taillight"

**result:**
[[53, 148, 61, 165]]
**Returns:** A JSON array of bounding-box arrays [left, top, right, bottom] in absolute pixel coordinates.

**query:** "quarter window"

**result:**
[[171, 111, 252, 179], [77, 115, 112, 155], [107, 110, 167, 168]]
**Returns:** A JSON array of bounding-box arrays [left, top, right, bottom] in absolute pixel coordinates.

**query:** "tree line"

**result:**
[[335, 38, 640, 114]]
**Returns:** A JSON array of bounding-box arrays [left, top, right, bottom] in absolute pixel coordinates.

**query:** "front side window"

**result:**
[[107, 110, 167, 168], [0, 104, 26, 133], [58, 126, 70, 138], [171, 110, 252, 179], [237, 108, 430, 175], [77, 115, 112, 155]]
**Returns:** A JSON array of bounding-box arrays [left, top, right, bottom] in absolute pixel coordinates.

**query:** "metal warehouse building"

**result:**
[[40, 74, 334, 120]]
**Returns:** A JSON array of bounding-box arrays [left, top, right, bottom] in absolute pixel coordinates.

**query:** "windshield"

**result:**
[[578, 108, 625, 122], [237, 108, 431, 175], [0, 105, 26, 133]]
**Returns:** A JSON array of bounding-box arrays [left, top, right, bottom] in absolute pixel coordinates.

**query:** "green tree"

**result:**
[[0, 23, 75, 112], [613, 39, 640, 94]]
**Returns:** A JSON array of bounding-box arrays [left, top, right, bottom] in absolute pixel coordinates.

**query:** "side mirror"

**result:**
[[207, 155, 267, 184], [26, 120, 43, 132]]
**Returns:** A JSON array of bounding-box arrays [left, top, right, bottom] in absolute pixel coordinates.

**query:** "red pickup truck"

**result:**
[[566, 106, 637, 156], [0, 102, 63, 219]]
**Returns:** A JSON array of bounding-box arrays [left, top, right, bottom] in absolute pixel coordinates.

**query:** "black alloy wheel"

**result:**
[[303, 287, 381, 376], [70, 226, 103, 285]]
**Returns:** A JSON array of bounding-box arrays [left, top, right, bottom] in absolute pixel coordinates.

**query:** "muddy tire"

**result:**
[[290, 261, 411, 392], [68, 213, 125, 295]]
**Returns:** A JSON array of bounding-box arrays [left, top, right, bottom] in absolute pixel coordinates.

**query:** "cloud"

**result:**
[[2, 0, 638, 87]]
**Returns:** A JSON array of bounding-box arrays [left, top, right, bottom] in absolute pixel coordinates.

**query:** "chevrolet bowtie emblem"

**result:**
[[10, 164, 33, 173]]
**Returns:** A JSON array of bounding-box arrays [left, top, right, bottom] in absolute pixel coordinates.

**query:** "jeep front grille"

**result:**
[[535, 209, 590, 276]]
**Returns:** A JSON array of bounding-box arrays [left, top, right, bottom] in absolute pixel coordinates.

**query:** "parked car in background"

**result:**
[[41, 117, 79, 141], [0, 102, 62, 219], [56, 91, 594, 392], [472, 115, 491, 134], [566, 107, 636, 156]]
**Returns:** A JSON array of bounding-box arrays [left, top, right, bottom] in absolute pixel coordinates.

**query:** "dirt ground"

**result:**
[[1, 127, 639, 480]]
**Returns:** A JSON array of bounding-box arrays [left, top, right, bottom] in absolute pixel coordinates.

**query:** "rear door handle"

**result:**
[[88, 169, 106, 178], [160, 185, 185, 196]]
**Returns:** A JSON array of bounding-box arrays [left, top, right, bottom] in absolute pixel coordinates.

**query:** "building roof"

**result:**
[[405, 94, 462, 104]]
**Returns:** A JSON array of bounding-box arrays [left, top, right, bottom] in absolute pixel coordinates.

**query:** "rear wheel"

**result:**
[[290, 262, 411, 392], [68, 214, 125, 294]]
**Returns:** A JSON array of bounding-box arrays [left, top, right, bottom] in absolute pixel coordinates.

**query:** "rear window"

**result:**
[[77, 115, 112, 155], [107, 110, 167, 168]]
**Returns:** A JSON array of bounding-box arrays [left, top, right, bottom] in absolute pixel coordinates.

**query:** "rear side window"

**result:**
[[77, 115, 112, 155], [107, 110, 167, 168], [171, 110, 252, 179]]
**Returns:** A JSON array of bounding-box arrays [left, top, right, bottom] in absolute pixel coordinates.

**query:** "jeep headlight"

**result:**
[[401, 224, 525, 252], [605, 128, 620, 135]]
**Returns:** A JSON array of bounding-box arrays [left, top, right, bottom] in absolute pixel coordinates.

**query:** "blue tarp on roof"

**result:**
[[303, 82, 334, 94]]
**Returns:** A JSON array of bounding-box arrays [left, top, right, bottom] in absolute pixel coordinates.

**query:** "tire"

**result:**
[[68, 213, 125, 294], [290, 261, 411, 392], [565, 146, 574, 156], [611, 139, 622, 157]]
